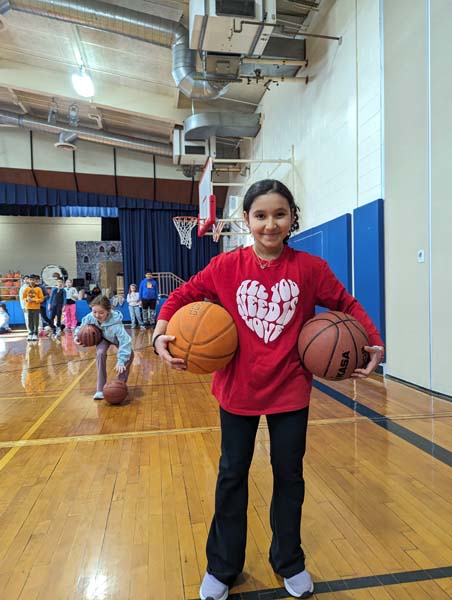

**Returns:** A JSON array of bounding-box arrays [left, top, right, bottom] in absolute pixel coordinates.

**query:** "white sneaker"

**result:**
[[140, 325, 146, 330], [32, 334, 38, 341], [284, 569, 314, 598], [93, 391, 104, 400], [199, 572, 228, 600]]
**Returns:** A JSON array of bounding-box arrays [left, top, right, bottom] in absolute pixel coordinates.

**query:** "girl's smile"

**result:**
[[244, 192, 294, 260]]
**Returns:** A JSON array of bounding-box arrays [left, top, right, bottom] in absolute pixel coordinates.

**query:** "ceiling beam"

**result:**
[[0, 59, 192, 126]]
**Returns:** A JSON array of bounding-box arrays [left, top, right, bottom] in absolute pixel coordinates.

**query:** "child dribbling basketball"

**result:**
[[152, 179, 384, 600], [74, 295, 134, 400]]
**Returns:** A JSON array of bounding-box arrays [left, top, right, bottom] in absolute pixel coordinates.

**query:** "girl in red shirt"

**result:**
[[153, 180, 384, 600]]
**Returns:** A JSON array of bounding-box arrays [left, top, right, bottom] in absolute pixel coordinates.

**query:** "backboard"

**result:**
[[198, 157, 216, 237]]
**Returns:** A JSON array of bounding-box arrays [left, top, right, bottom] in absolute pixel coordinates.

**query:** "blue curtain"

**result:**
[[57, 206, 118, 217], [0, 182, 219, 284], [119, 206, 218, 286], [0, 204, 117, 217], [0, 181, 184, 209], [0, 204, 54, 216]]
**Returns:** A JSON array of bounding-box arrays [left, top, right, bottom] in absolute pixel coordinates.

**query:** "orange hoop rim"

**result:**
[[173, 216, 198, 249], [173, 216, 198, 223]]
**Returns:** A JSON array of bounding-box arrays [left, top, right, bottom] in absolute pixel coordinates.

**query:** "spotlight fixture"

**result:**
[[71, 65, 94, 98]]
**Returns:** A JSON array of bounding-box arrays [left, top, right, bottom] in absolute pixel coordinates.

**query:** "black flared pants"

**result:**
[[206, 405, 309, 586]]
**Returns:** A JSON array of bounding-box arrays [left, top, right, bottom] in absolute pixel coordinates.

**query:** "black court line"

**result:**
[[313, 380, 452, 468], [211, 566, 452, 599], [189, 383, 452, 599]]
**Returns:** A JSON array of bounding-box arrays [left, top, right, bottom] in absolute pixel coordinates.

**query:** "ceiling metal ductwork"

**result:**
[[0, 110, 173, 157], [184, 112, 261, 140], [0, 0, 230, 100]]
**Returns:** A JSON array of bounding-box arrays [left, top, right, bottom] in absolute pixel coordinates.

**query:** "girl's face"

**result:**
[[244, 192, 294, 255], [66, 280, 72, 287], [130, 285, 137, 292], [92, 306, 110, 323]]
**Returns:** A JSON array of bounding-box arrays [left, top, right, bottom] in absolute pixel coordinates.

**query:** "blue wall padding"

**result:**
[[4, 297, 168, 326], [353, 199, 385, 341], [289, 213, 352, 291]]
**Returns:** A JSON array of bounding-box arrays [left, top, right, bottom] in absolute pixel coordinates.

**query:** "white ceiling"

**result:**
[[0, 0, 269, 145], [0, 0, 318, 147]]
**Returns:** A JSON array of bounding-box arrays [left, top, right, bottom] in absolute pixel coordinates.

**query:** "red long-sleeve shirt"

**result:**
[[159, 246, 384, 416]]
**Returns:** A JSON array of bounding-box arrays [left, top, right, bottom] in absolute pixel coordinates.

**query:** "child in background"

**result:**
[[89, 286, 102, 301], [153, 179, 384, 600], [138, 271, 158, 327], [127, 283, 145, 329], [19, 275, 30, 330], [48, 278, 66, 339], [74, 295, 134, 400], [64, 278, 78, 330], [35, 276, 51, 331], [0, 302, 12, 334], [21, 276, 44, 341]]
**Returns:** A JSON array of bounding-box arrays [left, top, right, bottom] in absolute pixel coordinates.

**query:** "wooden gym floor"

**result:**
[[0, 330, 451, 599]]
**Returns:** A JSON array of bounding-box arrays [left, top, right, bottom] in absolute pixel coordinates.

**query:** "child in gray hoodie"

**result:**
[[74, 295, 134, 400]]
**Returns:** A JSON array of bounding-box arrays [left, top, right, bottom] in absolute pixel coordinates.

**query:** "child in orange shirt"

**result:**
[[22, 275, 44, 341]]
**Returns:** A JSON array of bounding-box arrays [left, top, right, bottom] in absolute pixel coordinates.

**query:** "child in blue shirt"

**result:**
[[138, 271, 158, 327]]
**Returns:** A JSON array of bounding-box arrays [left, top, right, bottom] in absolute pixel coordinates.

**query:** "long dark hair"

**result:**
[[243, 179, 300, 243]]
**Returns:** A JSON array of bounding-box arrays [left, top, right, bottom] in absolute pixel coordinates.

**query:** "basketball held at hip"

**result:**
[[298, 311, 369, 380], [166, 302, 238, 374]]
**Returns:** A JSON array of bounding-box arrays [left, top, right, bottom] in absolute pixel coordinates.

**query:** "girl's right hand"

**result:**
[[154, 335, 186, 371]]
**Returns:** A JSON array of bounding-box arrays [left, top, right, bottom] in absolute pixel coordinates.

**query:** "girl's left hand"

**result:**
[[115, 364, 126, 374], [351, 345, 385, 378]]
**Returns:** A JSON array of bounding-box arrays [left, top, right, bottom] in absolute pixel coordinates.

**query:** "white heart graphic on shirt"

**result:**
[[236, 278, 300, 344]]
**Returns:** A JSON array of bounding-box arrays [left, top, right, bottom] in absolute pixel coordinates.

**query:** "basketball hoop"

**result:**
[[212, 220, 225, 242], [173, 216, 198, 249]]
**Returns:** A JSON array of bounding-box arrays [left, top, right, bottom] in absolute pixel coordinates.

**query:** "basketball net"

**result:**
[[212, 220, 225, 243], [173, 216, 198, 249]]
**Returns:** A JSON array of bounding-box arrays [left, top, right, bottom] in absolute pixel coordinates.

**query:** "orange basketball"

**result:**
[[103, 380, 128, 405], [298, 311, 369, 380], [166, 302, 238, 374], [77, 324, 102, 347]]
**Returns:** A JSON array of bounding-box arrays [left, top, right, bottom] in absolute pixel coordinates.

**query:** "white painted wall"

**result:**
[[224, 0, 382, 237], [383, 0, 452, 395], [0, 129, 186, 179], [0, 216, 101, 277], [383, 0, 430, 388], [430, 0, 452, 395], [0, 128, 32, 169]]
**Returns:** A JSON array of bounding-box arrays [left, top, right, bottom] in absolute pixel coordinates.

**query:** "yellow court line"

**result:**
[[0, 411, 451, 450], [0, 394, 61, 401], [0, 359, 95, 472], [0, 424, 223, 448], [308, 411, 452, 426]]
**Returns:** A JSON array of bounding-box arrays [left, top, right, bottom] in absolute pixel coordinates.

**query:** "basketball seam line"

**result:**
[[300, 314, 366, 379]]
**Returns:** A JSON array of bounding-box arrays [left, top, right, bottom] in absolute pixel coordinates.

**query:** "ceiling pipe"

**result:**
[[0, 110, 173, 157], [0, 0, 229, 100]]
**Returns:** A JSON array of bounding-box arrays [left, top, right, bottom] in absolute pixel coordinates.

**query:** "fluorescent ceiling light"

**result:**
[[71, 65, 95, 98]]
